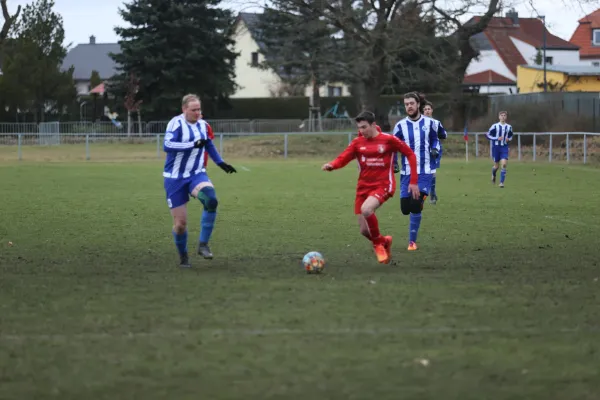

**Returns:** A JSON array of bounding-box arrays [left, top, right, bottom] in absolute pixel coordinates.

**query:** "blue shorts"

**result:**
[[492, 146, 509, 162], [400, 174, 433, 197], [164, 172, 212, 209]]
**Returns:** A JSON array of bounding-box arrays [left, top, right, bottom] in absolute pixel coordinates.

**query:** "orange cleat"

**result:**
[[373, 243, 390, 264], [407, 241, 419, 251], [383, 235, 393, 260]]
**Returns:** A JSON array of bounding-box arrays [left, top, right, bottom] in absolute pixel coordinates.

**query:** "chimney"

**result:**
[[89, 35, 96, 45], [506, 8, 518, 25]]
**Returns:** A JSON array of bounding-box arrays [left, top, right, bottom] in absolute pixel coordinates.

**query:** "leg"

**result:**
[[165, 178, 191, 267], [360, 195, 384, 245], [360, 193, 392, 264], [357, 215, 371, 240], [499, 157, 508, 187], [429, 172, 437, 204], [191, 178, 218, 259], [402, 174, 431, 250]]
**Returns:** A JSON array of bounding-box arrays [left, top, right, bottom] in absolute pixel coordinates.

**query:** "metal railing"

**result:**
[[0, 131, 598, 163]]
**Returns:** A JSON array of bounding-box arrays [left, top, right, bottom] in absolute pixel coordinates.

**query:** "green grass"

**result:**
[[1, 153, 600, 399]]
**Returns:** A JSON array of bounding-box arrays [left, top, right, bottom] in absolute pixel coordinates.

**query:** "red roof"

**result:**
[[569, 9, 600, 59], [469, 16, 578, 76], [464, 70, 515, 85], [90, 82, 105, 94]]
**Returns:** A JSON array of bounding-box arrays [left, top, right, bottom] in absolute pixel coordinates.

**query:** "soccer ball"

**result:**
[[303, 251, 325, 274]]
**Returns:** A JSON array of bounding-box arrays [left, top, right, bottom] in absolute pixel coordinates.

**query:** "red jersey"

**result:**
[[203, 122, 216, 168], [329, 132, 418, 193]]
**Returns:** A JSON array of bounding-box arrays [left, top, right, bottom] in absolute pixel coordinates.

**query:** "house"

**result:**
[[61, 35, 120, 96], [463, 9, 580, 94], [569, 9, 600, 66], [231, 12, 349, 99], [517, 64, 600, 93]]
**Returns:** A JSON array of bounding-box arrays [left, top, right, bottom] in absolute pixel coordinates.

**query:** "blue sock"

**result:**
[[409, 213, 422, 243], [172, 230, 188, 255], [430, 175, 437, 197], [199, 211, 217, 244], [500, 168, 507, 183], [492, 167, 498, 177]]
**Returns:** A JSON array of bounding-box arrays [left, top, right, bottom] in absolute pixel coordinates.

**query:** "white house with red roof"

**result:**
[[569, 9, 600, 65], [463, 9, 581, 94]]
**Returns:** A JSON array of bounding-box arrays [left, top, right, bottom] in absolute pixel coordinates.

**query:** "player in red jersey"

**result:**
[[322, 111, 419, 264]]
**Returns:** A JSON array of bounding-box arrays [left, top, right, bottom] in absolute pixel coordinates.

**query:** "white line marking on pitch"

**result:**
[[544, 216, 590, 227], [0, 326, 596, 342], [239, 165, 251, 171]]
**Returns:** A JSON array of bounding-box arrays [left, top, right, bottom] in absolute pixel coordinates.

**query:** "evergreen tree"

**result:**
[[0, 0, 75, 122], [111, 0, 238, 118]]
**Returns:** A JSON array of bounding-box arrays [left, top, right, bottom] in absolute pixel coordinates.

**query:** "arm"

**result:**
[[325, 142, 356, 170], [390, 136, 418, 185], [392, 123, 404, 171], [436, 121, 447, 140], [507, 126, 514, 141], [163, 123, 196, 153], [429, 122, 440, 151], [486, 125, 497, 141], [205, 140, 224, 164]]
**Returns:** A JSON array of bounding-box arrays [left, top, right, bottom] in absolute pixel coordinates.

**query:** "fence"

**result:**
[[0, 129, 598, 164]]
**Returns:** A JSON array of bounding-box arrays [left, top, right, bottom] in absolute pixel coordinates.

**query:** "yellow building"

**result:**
[[517, 65, 600, 93]]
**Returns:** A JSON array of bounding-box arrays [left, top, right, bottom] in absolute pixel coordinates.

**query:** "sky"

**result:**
[[4, 0, 600, 47]]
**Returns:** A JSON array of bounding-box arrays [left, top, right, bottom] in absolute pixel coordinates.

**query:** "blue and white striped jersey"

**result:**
[[487, 123, 513, 147], [393, 116, 442, 175], [163, 114, 223, 179]]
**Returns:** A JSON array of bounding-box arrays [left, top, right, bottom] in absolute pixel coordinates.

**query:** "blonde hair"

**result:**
[[182, 94, 200, 108]]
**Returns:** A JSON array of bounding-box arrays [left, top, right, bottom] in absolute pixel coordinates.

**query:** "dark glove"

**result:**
[[218, 162, 237, 174], [430, 148, 439, 159], [194, 139, 208, 149], [393, 162, 400, 174]]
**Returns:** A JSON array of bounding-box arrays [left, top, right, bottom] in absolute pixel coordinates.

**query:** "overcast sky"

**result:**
[[5, 0, 600, 47]]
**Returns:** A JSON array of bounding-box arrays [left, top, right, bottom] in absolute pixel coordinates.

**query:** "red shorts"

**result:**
[[354, 187, 393, 215]]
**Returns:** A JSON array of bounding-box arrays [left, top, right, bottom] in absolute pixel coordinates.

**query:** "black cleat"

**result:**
[[197, 242, 213, 259], [179, 252, 191, 268]]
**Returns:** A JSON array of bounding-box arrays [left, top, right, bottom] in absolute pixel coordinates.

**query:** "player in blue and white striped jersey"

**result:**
[[393, 92, 442, 251], [422, 101, 447, 204], [486, 111, 513, 188], [163, 94, 237, 267]]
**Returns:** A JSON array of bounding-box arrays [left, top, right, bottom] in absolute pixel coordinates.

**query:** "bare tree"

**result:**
[[431, 0, 501, 128], [0, 0, 21, 47]]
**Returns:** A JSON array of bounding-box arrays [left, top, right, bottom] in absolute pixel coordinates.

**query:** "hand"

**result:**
[[393, 163, 400, 174], [430, 148, 439, 159], [194, 139, 207, 149], [408, 183, 420, 200], [322, 163, 334, 171], [498, 136, 504, 142], [218, 162, 237, 174]]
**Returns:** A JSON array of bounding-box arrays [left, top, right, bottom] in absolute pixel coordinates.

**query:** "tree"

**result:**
[[0, 0, 20, 48], [259, 0, 499, 127], [111, 0, 239, 119], [0, 0, 76, 122], [254, 4, 342, 121], [431, 0, 500, 128], [89, 70, 102, 90]]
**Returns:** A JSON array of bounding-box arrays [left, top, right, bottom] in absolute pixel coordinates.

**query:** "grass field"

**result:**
[[1, 145, 600, 399]]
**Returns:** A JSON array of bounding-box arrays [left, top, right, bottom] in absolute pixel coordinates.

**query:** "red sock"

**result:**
[[365, 214, 384, 245]]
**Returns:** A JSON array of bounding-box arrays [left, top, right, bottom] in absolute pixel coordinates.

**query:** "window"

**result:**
[[251, 52, 259, 66], [545, 56, 553, 65], [593, 29, 600, 46], [328, 86, 342, 97], [593, 62, 600, 67]]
